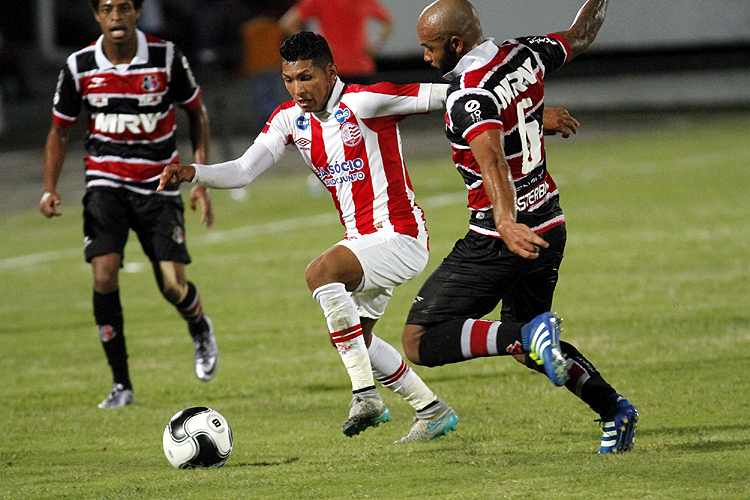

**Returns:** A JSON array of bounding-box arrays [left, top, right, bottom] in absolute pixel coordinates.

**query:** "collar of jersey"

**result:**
[[95, 29, 149, 70], [443, 38, 497, 81], [308, 77, 345, 121]]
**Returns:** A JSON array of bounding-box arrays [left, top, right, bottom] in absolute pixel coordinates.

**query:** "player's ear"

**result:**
[[326, 63, 338, 82], [449, 36, 464, 54]]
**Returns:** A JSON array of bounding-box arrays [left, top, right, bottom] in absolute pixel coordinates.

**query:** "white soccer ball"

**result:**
[[162, 407, 233, 469]]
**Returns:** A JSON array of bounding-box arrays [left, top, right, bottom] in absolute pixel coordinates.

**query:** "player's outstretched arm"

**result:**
[[157, 164, 196, 192], [543, 107, 579, 138], [556, 0, 609, 61]]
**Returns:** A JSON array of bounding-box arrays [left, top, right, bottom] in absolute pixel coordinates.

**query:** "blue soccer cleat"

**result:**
[[521, 312, 567, 387], [598, 394, 639, 454]]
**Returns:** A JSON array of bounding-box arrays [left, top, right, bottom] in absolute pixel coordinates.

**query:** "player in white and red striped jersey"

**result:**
[[40, 0, 218, 409], [402, 0, 638, 454], [159, 31, 460, 441]]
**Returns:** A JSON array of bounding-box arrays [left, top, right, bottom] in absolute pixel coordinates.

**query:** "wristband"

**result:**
[[41, 192, 53, 203]]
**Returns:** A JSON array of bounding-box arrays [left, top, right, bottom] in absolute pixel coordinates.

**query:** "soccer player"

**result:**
[[39, 0, 218, 409], [159, 31, 576, 441], [401, 0, 639, 453]]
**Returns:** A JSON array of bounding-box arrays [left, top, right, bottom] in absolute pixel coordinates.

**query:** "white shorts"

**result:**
[[337, 230, 429, 320]]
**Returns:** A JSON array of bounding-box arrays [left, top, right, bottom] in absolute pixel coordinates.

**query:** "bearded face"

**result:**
[[438, 38, 462, 74]]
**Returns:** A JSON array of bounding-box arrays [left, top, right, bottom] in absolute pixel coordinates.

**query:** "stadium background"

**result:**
[[0, 0, 749, 213]]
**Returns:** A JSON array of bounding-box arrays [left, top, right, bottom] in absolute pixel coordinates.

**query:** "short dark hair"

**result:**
[[90, 0, 144, 11], [280, 32, 334, 70]]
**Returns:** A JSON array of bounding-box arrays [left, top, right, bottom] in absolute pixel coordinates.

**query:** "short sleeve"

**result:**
[[169, 46, 201, 109], [52, 65, 81, 127], [446, 88, 504, 144], [255, 104, 296, 162], [515, 35, 570, 74]]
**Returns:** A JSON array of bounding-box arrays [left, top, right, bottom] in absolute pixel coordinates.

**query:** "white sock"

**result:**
[[368, 333, 437, 411], [313, 283, 375, 392]]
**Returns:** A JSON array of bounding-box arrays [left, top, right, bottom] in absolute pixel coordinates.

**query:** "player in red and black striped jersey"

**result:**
[[402, 0, 638, 453], [39, 0, 218, 409]]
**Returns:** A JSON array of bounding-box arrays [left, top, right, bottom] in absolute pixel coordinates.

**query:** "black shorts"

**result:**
[[82, 187, 191, 264], [406, 224, 566, 327]]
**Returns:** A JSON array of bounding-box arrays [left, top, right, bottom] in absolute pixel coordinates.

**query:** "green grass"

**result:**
[[2, 113, 750, 499]]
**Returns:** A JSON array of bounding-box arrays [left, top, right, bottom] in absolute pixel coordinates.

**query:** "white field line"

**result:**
[[3, 145, 748, 271], [0, 192, 466, 271]]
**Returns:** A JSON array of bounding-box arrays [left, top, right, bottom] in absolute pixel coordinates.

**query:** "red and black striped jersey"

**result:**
[[444, 35, 570, 237], [52, 30, 201, 195]]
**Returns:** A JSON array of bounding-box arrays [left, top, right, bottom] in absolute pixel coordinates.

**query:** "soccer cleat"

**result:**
[[191, 316, 218, 382], [598, 394, 639, 454], [521, 312, 567, 387], [396, 405, 458, 443], [342, 393, 391, 437], [98, 383, 134, 409]]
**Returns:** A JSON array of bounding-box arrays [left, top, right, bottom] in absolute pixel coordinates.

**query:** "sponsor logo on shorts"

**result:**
[[172, 226, 185, 244], [340, 122, 362, 147]]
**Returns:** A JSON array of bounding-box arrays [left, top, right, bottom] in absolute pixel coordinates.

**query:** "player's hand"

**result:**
[[543, 107, 579, 138], [497, 221, 549, 259], [39, 190, 62, 218], [157, 164, 196, 192], [189, 184, 214, 229]]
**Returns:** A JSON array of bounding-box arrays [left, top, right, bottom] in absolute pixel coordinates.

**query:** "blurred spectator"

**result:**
[[0, 26, 33, 101], [240, 15, 287, 133], [279, 0, 393, 84]]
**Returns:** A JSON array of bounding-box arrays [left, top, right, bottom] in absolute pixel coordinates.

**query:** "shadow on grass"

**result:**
[[638, 424, 750, 453], [229, 456, 300, 468]]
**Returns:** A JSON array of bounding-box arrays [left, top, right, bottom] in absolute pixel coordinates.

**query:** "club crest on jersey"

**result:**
[[296, 116, 310, 130], [141, 74, 161, 92], [334, 108, 351, 123], [340, 122, 362, 147]]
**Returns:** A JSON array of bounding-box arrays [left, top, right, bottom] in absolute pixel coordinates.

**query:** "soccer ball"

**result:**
[[162, 407, 233, 469]]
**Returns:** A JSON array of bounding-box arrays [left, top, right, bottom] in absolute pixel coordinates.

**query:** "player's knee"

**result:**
[[92, 266, 119, 293], [402, 326, 424, 365], [160, 281, 186, 304]]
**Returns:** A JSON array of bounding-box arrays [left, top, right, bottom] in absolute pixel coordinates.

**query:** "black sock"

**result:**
[[524, 340, 616, 415], [93, 289, 131, 390], [417, 318, 525, 367], [177, 281, 211, 338]]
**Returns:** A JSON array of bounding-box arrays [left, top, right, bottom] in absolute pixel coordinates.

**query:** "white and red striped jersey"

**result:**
[[444, 36, 570, 237], [256, 79, 445, 239], [52, 30, 201, 195]]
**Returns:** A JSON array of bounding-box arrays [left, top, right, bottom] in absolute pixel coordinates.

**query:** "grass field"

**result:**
[[2, 113, 750, 499]]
